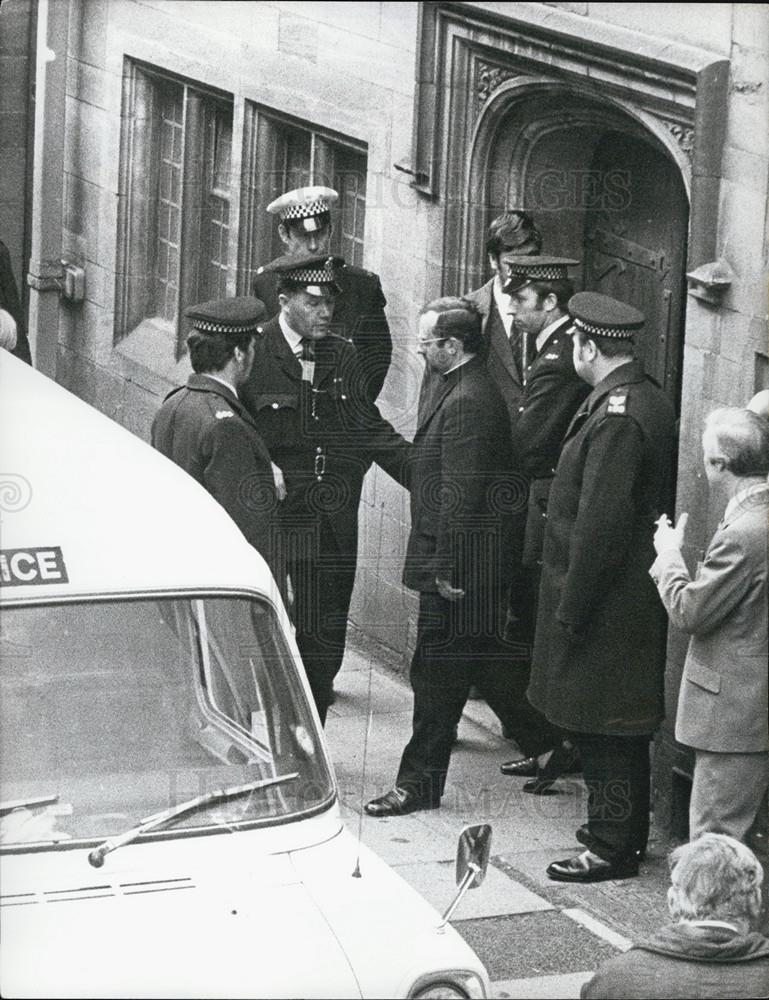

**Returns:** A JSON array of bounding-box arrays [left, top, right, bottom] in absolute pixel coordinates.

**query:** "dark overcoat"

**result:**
[[239, 316, 408, 557], [253, 263, 392, 401], [151, 374, 279, 569], [404, 355, 517, 624], [527, 360, 677, 736]]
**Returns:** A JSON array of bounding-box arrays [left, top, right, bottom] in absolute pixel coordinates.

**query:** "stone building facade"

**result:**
[[2, 0, 767, 836]]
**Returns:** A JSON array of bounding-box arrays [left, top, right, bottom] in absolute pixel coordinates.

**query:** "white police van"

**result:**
[[0, 351, 491, 999]]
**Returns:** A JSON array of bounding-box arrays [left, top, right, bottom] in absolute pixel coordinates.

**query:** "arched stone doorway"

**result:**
[[466, 86, 690, 411]]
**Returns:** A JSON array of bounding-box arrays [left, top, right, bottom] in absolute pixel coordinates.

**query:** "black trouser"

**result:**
[[288, 531, 357, 726], [566, 731, 651, 863], [396, 591, 553, 803]]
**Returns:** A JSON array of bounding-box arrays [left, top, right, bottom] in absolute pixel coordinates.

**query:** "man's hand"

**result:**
[[271, 462, 287, 501], [654, 512, 688, 555], [436, 577, 465, 602]]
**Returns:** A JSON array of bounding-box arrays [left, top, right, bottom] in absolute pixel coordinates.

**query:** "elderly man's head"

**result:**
[[667, 834, 764, 933], [702, 407, 769, 487]]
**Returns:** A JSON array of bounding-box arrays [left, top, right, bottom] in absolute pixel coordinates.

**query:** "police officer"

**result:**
[[152, 296, 281, 588], [528, 292, 677, 883], [500, 258, 590, 787], [240, 254, 410, 724], [252, 186, 392, 402]]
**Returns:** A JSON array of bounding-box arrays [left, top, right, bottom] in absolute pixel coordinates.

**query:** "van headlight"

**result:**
[[408, 971, 487, 998]]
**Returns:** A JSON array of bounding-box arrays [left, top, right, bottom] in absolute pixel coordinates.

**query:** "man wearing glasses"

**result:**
[[366, 297, 553, 816]]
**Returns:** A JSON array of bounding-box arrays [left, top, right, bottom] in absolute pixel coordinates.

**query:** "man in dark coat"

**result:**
[[252, 186, 391, 402], [499, 258, 590, 786], [528, 292, 677, 882], [239, 254, 409, 725], [582, 834, 769, 998], [365, 297, 553, 817], [151, 297, 280, 582]]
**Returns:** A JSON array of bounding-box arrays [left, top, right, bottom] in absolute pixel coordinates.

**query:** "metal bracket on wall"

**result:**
[[26, 260, 85, 303]]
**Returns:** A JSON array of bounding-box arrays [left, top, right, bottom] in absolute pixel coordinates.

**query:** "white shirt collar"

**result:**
[[204, 373, 238, 397], [279, 312, 304, 354], [444, 354, 473, 376], [724, 481, 769, 522], [492, 276, 514, 337]]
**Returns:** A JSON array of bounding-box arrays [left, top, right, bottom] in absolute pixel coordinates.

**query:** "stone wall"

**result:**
[[32, 1, 769, 682]]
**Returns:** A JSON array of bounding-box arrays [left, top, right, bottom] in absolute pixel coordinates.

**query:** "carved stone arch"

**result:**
[[461, 78, 693, 294]]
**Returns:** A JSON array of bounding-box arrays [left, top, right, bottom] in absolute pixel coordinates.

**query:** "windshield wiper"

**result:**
[[88, 773, 299, 868], [0, 795, 59, 816]]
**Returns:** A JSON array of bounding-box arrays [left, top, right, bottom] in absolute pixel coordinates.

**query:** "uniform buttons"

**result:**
[[341, 394, 347, 401], [271, 402, 279, 409], [518, 406, 524, 413], [316, 446, 322, 454]]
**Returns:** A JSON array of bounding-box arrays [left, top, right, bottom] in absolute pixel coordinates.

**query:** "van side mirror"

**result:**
[[438, 824, 493, 929], [455, 823, 491, 888]]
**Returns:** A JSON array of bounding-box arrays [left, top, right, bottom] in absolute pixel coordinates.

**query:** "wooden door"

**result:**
[[583, 132, 689, 411]]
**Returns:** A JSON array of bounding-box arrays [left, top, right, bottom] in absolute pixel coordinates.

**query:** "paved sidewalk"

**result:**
[[324, 644, 674, 999]]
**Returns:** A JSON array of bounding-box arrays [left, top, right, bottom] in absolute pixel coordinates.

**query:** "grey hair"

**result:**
[[667, 833, 763, 928], [704, 406, 769, 477]]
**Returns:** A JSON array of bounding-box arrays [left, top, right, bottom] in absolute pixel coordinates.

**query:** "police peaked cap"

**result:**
[[267, 186, 339, 232], [265, 254, 345, 295], [185, 296, 267, 335], [503, 256, 579, 293], [568, 292, 645, 339]]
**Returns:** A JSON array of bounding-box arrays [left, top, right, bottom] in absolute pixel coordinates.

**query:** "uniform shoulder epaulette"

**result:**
[[606, 390, 629, 416]]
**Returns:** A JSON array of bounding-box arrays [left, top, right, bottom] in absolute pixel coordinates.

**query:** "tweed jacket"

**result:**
[[650, 484, 769, 753]]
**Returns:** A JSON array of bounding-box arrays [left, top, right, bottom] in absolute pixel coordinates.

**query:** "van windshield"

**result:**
[[0, 596, 334, 847]]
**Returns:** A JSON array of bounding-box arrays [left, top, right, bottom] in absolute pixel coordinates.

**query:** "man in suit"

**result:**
[[528, 292, 677, 882], [152, 296, 280, 586], [651, 407, 769, 842], [499, 258, 590, 788], [239, 254, 409, 725], [462, 210, 542, 426], [365, 297, 554, 817], [252, 186, 391, 402]]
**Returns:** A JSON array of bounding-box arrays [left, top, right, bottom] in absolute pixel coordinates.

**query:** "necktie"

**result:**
[[508, 325, 523, 380], [299, 338, 315, 361]]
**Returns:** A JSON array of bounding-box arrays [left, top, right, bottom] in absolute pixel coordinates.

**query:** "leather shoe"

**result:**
[[500, 755, 539, 777], [523, 743, 582, 794], [364, 787, 439, 818], [547, 849, 639, 883]]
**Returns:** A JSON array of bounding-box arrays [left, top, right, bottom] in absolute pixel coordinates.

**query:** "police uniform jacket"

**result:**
[[403, 355, 516, 612], [650, 484, 769, 754], [151, 374, 278, 568], [513, 316, 590, 565], [253, 264, 392, 401], [239, 316, 409, 557], [528, 360, 677, 736]]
